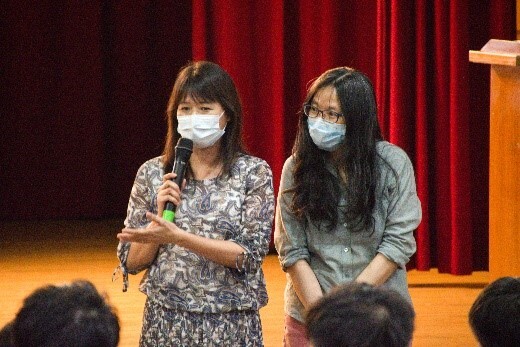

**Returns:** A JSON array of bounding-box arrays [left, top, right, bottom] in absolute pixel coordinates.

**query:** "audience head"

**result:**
[[0, 321, 14, 346], [305, 282, 415, 347], [469, 276, 520, 347], [11, 280, 119, 347]]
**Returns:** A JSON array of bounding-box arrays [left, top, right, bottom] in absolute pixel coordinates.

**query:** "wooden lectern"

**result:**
[[469, 40, 520, 280]]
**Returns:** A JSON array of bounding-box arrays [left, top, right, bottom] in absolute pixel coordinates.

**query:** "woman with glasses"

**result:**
[[116, 61, 274, 346], [274, 67, 422, 346]]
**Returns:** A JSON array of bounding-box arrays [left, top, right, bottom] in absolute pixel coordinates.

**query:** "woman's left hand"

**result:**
[[116, 212, 180, 244]]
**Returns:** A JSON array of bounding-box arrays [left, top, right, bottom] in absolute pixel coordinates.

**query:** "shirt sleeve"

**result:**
[[377, 148, 422, 267], [116, 161, 156, 276], [274, 156, 310, 271], [230, 159, 275, 273]]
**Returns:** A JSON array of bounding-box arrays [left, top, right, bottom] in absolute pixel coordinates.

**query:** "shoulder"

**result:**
[[231, 154, 274, 193], [133, 156, 165, 183], [278, 155, 296, 190], [376, 141, 414, 171], [137, 156, 164, 173], [232, 153, 273, 177], [376, 142, 417, 193], [282, 155, 296, 174]]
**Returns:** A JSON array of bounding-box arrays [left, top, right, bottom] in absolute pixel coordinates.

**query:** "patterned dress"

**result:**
[[117, 154, 275, 346]]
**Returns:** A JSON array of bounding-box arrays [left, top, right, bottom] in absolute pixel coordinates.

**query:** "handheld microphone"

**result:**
[[162, 137, 193, 222]]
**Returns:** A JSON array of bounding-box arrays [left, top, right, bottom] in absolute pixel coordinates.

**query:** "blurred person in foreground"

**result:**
[[469, 276, 520, 347], [306, 282, 415, 347], [2, 280, 119, 347]]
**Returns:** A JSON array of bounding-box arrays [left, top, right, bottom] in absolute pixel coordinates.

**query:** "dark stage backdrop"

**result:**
[[0, 1, 516, 274]]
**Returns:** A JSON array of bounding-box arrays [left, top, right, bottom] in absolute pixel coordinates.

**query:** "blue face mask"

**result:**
[[308, 117, 346, 151]]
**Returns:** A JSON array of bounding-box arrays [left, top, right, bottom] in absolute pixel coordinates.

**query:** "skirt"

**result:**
[[139, 297, 264, 347]]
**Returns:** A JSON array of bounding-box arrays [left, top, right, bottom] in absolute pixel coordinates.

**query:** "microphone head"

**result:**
[[175, 138, 193, 161]]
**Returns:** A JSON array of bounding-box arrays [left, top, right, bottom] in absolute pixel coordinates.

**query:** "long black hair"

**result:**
[[289, 67, 383, 231]]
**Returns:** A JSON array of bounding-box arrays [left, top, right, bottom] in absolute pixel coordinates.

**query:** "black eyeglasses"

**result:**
[[303, 104, 344, 124]]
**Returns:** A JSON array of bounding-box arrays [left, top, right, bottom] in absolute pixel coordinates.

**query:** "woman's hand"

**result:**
[[117, 212, 182, 244], [156, 173, 185, 217]]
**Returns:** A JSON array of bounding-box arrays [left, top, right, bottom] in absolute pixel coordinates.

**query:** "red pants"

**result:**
[[283, 315, 310, 347]]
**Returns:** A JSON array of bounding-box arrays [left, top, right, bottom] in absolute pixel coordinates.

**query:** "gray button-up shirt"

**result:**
[[274, 141, 421, 322]]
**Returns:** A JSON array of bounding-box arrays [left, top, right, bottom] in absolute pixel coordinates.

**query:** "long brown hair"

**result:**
[[162, 61, 245, 176]]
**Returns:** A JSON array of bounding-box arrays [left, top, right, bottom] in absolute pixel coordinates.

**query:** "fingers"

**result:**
[[117, 218, 164, 243], [117, 228, 140, 242], [146, 211, 166, 226], [163, 172, 177, 181], [116, 232, 131, 242], [117, 216, 174, 244], [157, 180, 182, 213]]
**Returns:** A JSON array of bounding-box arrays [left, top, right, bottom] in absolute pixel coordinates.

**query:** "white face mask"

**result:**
[[177, 112, 226, 148], [308, 117, 346, 151]]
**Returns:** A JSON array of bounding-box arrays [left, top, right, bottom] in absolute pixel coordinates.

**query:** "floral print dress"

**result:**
[[117, 154, 275, 346]]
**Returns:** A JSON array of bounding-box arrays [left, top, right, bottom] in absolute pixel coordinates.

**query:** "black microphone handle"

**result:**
[[162, 158, 188, 222]]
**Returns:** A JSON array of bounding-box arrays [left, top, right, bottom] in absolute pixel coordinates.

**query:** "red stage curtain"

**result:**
[[189, 0, 515, 273], [0, 1, 516, 273], [375, 0, 514, 273]]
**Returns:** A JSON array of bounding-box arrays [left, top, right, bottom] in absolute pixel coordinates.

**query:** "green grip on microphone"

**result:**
[[162, 210, 175, 222]]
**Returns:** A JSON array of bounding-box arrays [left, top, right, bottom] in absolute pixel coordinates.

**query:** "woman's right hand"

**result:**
[[156, 173, 185, 217]]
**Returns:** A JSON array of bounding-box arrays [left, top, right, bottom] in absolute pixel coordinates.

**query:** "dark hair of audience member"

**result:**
[[0, 321, 15, 347], [11, 280, 120, 347], [468, 276, 520, 347], [306, 282, 415, 347]]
